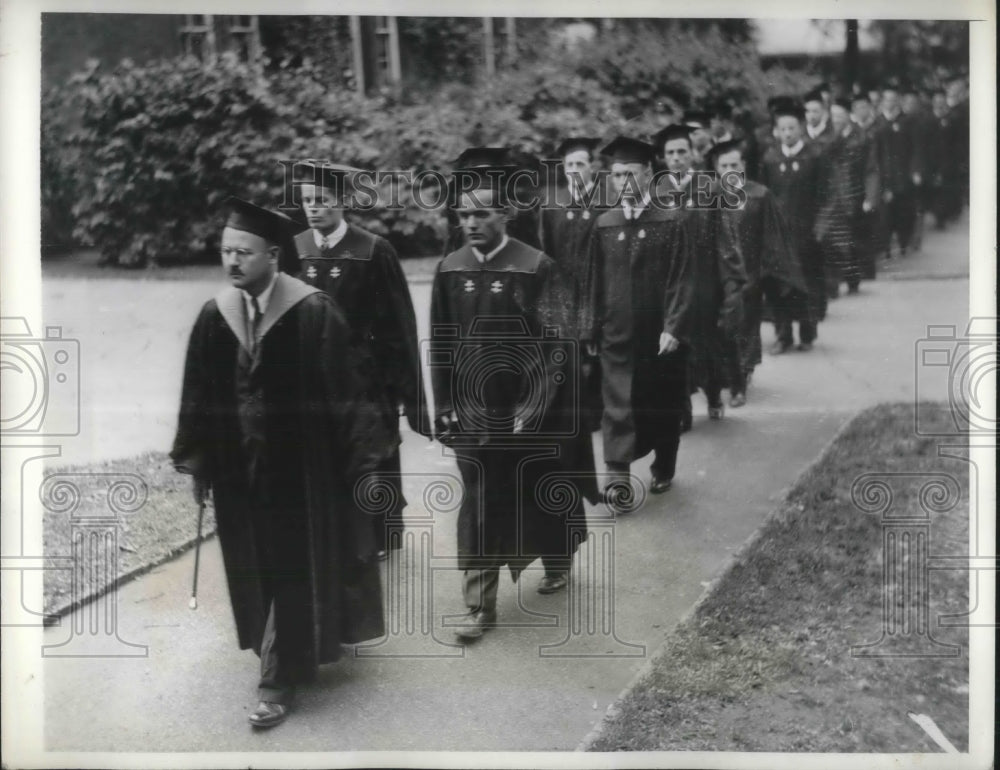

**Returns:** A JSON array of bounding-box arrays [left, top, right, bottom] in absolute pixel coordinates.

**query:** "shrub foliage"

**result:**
[[43, 25, 810, 266]]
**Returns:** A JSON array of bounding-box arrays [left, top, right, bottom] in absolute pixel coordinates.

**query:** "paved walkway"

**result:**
[[37, 219, 969, 753]]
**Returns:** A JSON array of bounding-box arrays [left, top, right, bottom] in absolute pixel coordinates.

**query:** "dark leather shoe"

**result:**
[[248, 701, 289, 729], [770, 340, 793, 355], [797, 341, 814, 352], [537, 573, 568, 594], [729, 392, 746, 408], [649, 475, 673, 494], [708, 404, 724, 420], [454, 609, 496, 641]]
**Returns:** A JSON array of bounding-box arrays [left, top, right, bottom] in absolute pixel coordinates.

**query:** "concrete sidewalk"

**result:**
[[40, 223, 969, 753]]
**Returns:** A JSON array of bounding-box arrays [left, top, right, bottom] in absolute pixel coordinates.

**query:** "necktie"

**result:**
[[249, 297, 262, 355]]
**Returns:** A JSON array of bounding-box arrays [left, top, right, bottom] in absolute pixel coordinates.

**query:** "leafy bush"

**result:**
[[43, 24, 812, 266]]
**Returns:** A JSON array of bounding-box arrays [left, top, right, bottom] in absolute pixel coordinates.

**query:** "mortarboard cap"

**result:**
[[772, 98, 805, 122], [802, 87, 825, 105], [223, 197, 299, 272], [449, 163, 518, 207], [224, 197, 296, 246], [682, 110, 712, 128], [705, 138, 744, 167], [600, 136, 656, 165], [291, 160, 367, 189], [652, 123, 695, 150], [708, 99, 734, 119], [453, 146, 511, 169], [767, 95, 797, 113], [554, 137, 603, 158]]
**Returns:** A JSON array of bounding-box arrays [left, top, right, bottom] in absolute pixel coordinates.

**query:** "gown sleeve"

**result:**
[[372, 237, 431, 437], [169, 303, 215, 480]]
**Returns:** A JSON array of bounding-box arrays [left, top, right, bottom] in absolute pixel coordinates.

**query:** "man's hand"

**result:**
[[658, 331, 679, 355], [193, 476, 209, 505], [862, 200, 874, 213], [882, 190, 894, 204], [912, 172, 922, 186], [434, 412, 458, 444]]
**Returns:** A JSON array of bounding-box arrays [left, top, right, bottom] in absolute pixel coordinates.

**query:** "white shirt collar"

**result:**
[[471, 234, 509, 264], [715, 131, 733, 143], [243, 270, 279, 318], [781, 140, 805, 158], [622, 189, 653, 220], [313, 218, 348, 250], [806, 119, 827, 139], [569, 179, 595, 204]]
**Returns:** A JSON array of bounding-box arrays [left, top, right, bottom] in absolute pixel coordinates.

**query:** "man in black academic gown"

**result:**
[[582, 136, 695, 498], [850, 91, 884, 281], [538, 136, 611, 438], [926, 88, 964, 228], [815, 98, 880, 295], [873, 83, 925, 259], [429, 162, 592, 638], [709, 140, 807, 399], [760, 99, 826, 353], [171, 199, 390, 729], [290, 161, 429, 559], [652, 124, 747, 419]]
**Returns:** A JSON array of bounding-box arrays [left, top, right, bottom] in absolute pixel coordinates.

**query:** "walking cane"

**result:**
[[189, 497, 206, 610]]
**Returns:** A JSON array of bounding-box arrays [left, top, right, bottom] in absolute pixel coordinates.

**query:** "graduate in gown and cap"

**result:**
[[538, 136, 612, 438], [429, 159, 595, 636], [707, 139, 807, 401], [760, 98, 826, 353], [581, 136, 695, 500], [290, 160, 430, 559], [171, 198, 391, 729], [652, 124, 747, 422]]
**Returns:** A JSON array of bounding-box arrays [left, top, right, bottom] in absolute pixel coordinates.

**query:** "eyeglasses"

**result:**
[[220, 247, 262, 259]]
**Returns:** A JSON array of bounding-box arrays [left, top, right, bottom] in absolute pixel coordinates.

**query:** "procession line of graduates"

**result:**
[[170, 72, 968, 729]]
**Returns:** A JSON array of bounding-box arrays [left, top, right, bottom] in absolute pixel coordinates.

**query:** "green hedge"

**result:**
[[42, 28, 810, 266]]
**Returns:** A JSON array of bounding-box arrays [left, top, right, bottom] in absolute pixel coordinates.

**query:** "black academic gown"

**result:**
[[760, 142, 826, 322], [872, 111, 924, 252], [653, 174, 747, 393], [429, 238, 596, 577], [721, 180, 806, 376], [583, 205, 695, 468], [294, 224, 429, 550], [538, 179, 612, 432], [814, 127, 880, 285], [171, 274, 388, 682]]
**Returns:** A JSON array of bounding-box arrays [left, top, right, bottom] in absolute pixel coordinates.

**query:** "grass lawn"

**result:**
[[586, 402, 970, 753], [43, 451, 216, 618]]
